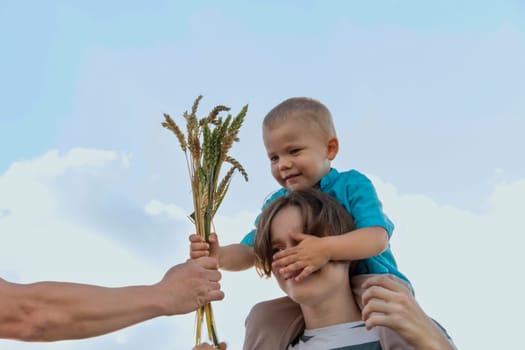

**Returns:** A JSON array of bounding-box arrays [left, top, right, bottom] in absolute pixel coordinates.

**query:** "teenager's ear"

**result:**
[[327, 137, 339, 160]]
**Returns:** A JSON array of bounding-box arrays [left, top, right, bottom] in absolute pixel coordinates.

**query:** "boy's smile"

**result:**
[[282, 173, 301, 187]]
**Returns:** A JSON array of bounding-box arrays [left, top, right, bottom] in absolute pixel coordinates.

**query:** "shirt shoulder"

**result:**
[[322, 168, 377, 201], [261, 188, 288, 209], [336, 168, 373, 184]]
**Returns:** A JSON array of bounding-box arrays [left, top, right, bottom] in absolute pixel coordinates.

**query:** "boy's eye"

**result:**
[[269, 155, 278, 163], [290, 148, 301, 155]]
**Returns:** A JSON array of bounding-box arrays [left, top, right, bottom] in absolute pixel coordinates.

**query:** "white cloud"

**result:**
[[0, 149, 158, 285], [370, 175, 524, 350], [0, 149, 117, 220], [144, 200, 189, 221]]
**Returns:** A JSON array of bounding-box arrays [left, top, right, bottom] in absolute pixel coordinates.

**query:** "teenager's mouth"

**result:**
[[284, 271, 301, 281], [284, 274, 299, 282], [283, 268, 319, 282]]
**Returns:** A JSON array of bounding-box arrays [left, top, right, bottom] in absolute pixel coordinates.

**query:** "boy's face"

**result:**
[[263, 117, 337, 190], [270, 205, 348, 305]]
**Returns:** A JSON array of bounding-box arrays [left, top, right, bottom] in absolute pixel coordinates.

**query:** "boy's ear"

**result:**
[[327, 137, 339, 160]]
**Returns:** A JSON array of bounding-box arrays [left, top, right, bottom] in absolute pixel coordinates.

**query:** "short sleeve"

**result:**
[[346, 172, 394, 237]]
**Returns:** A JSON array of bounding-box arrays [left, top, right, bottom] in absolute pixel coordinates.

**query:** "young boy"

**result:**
[[190, 97, 411, 348]]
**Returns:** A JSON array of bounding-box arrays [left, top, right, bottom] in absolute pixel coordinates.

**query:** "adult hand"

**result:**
[[272, 232, 330, 282], [360, 275, 454, 350], [193, 342, 227, 349], [157, 257, 224, 316], [189, 233, 220, 259]]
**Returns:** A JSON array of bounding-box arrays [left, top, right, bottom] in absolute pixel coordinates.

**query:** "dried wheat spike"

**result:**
[[191, 95, 203, 117], [216, 166, 236, 199], [188, 136, 201, 165], [225, 155, 248, 181], [161, 113, 187, 151], [200, 105, 230, 127]]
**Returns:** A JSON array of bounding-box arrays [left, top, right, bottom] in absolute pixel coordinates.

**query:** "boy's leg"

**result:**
[[243, 296, 304, 350]]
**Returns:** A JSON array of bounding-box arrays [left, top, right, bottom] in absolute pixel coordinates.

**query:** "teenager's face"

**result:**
[[270, 205, 348, 305], [263, 117, 337, 191]]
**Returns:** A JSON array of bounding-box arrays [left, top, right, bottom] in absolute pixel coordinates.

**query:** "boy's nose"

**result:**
[[278, 158, 292, 170]]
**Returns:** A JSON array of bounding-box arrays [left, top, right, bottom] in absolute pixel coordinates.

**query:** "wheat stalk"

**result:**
[[162, 95, 248, 348]]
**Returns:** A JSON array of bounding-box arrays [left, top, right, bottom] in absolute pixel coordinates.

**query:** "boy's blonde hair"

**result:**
[[263, 97, 337, 139], [254, 188, 355, 278]]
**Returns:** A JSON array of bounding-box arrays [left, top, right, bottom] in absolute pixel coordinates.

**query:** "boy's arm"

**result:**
[[325, 226, 388, 261], [189, 191, 284, 272], [219, 244, 255, 271], [273, 226, 388, 281], [189, 233, 255, 271]]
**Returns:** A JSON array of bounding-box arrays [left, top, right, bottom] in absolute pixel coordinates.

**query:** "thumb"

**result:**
[[208, 233, 220, 258]]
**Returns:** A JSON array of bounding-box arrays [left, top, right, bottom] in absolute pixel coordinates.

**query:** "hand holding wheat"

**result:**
[[162, 95, 248, 348]]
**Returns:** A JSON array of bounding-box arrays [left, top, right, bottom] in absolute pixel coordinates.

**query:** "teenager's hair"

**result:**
[[263, 97, 337, 138], [254, 188, 355, 277]]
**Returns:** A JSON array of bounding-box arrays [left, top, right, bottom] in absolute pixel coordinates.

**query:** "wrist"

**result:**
[[322, 236, 337, 261], [150, 282, 174, 316], [411, 322, 454, 350]]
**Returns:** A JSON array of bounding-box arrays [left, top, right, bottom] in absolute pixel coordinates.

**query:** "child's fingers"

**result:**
[[189, 241, 210, 259], [190, 233, 218, 243], [189, 234, 204, 242], [272, 247, 296, 260], [279, 261, 306, 277], [294, 265, 316, 282], [190, 250, 210, 259], [272, 252, 299, 269], [272, 257, 292, 269], [190, 241, 210, 251], [208, 232, 218, 243]]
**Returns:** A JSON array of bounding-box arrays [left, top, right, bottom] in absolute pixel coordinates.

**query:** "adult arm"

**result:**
[[0, 257, 223, 341], [359, 275, 456, 350]]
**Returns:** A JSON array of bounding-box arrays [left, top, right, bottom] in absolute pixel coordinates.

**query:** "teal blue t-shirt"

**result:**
[[241, 168, 410, 285]]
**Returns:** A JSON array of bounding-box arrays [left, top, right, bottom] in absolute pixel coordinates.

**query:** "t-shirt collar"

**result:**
[[319, 168, 338, 189]]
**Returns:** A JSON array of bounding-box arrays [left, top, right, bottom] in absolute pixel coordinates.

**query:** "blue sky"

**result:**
[[1, 1, 524, 349]]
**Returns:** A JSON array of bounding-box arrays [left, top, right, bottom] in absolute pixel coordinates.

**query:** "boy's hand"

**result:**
[[189, 233, 220, 259], [272, 232, 331, 282]]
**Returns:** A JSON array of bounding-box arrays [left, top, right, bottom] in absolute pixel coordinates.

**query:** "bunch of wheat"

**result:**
[[162, 95, 248, 348]]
